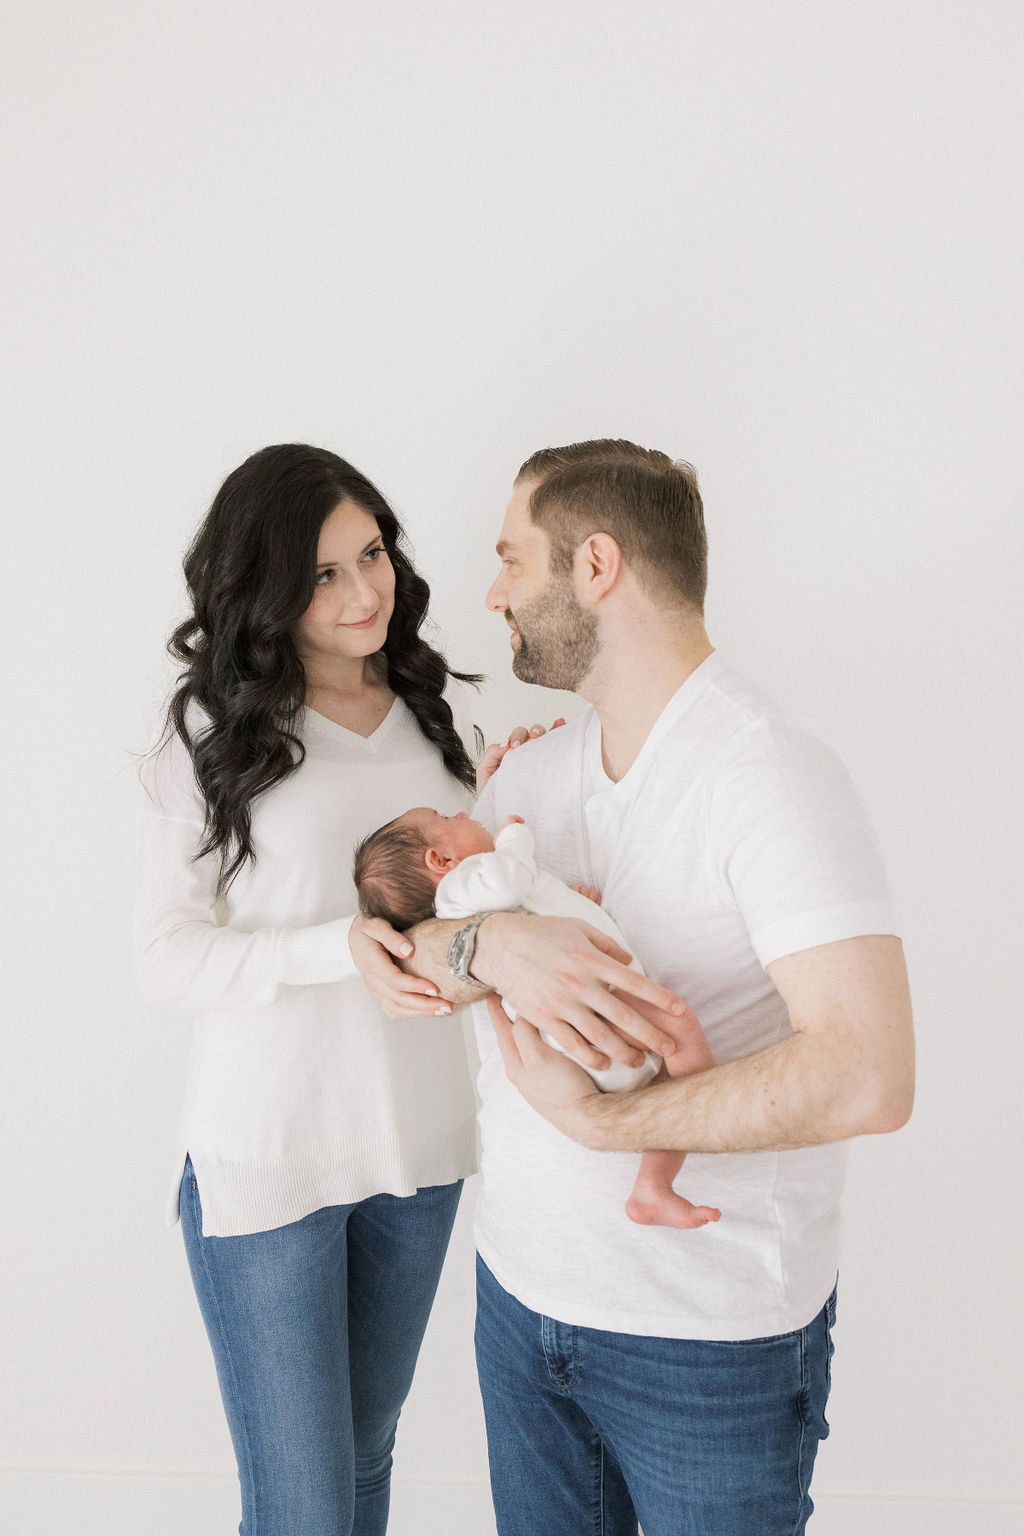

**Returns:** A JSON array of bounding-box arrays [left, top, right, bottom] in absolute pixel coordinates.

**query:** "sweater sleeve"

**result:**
[[134, 739, 360, 1011]]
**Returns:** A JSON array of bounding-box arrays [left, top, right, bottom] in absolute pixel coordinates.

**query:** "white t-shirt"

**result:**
[[471, 653, 896, 1341], [135, 690, 479, 1237], [435, 822, 660, 1093]]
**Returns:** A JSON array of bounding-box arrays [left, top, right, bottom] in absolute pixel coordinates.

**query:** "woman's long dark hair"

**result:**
[[165, 444, 480, 893]]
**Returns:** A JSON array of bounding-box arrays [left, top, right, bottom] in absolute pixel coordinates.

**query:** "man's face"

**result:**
[[485, 479, 599, 691]]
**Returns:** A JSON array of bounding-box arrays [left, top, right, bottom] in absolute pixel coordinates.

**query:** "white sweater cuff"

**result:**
[[277, 915, 359, 985]]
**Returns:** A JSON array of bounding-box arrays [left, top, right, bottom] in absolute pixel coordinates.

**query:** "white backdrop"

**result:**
[[2, 3, 1022, 1532]]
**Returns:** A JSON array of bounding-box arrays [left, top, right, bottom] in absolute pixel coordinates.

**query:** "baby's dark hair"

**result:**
[[353, 817, 439, 929]]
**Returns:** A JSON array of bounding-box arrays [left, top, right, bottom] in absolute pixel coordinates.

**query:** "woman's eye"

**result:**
[[315, 568, 335, 585], [362, 545, 386, 563]]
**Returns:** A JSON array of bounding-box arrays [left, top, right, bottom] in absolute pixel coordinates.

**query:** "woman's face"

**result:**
[[293, 499, 396, 667]]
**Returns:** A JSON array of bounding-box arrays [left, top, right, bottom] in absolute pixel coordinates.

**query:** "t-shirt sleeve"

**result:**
[[135, 733, 359, 1010], [709, 722, 897, 969]]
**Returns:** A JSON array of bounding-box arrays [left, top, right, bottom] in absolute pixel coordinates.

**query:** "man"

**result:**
[[353, 438, 915, 1535]]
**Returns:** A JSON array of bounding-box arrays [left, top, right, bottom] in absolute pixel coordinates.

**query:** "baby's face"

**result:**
[[402, 807, 495, 864]]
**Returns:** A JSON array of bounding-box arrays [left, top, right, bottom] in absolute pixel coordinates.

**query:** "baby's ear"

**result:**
[[424, 847, 452, 875]]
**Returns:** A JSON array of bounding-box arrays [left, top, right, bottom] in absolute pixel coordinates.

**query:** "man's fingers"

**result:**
[[539, 1018, 612, 1073], [578, 927, 688, 1016], [574, 984, 681, 1057], [490, 999, 609, 1074], [487, 996, 523, 1072], [576, 923, 634, 968]]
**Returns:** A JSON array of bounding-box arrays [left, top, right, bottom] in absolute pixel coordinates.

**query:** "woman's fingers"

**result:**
[[476, 741, 512, 792], [356, 915, 414, 959], [349, 914, 453, 1019]]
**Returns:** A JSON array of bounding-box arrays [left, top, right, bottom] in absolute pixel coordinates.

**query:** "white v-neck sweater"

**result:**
[[135, 691, 479, 1237]]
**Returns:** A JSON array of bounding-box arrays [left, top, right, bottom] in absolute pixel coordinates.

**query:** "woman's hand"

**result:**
[[472, 912, 694, 1072], [476, 719, 567, 793], [348, 914, 453, 1020]]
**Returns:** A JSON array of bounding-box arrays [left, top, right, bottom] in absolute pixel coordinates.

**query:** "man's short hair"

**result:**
[[353, 819, 438, 929], [517, 438, 707, 611]]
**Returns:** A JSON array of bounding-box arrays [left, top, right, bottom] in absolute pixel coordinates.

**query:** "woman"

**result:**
[[136, 444, 487, 1536]]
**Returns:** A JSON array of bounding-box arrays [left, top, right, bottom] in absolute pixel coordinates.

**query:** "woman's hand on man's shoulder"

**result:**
[[475, 718, 567, 794]]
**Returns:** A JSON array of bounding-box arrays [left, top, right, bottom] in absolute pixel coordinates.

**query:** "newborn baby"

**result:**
[[354, 808, 721, 1230]]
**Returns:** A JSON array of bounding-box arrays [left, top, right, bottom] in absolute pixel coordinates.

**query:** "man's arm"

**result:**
[[349, 908, 694, 1071], [491, 934, 915, 1153]]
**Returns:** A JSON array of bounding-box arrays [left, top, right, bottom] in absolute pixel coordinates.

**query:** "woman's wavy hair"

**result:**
[[164, 444, 480, 894]]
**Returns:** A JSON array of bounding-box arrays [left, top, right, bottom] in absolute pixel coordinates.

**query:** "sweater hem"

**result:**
[[167, 1119, 479, 1237]]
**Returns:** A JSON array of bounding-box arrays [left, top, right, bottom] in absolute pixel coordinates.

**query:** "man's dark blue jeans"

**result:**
[[475, 1254, 836, 1536]]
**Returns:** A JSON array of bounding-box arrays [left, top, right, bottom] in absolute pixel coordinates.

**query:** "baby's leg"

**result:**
[[621, 998, 721, 1229], [625, 1149, 721, 1229]]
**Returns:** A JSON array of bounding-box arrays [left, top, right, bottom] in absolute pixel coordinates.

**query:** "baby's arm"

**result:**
[[436, 821, 538, 917]]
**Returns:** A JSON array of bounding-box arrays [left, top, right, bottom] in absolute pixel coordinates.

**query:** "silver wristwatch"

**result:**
[[447, 912, 491, 988]]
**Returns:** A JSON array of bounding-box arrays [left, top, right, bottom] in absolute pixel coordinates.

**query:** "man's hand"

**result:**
[[472, 913, 690, 1072], [488, 997, 607, 1143], [348, 914, 452, 1020]]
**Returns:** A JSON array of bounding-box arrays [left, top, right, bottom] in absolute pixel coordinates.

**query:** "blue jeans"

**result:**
[[180, 1159, 462, 1536], [475, 1255, 836, 1536]]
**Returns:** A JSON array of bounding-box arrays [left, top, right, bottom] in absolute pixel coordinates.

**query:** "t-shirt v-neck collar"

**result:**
[[582, 652, 721, 803]]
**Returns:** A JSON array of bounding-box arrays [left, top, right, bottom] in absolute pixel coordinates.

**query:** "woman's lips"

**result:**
[[341, 611, 380, 630]]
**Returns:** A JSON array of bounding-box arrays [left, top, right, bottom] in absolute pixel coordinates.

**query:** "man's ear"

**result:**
[[425, 847, 454, 875], [576, 532, 622, 604]]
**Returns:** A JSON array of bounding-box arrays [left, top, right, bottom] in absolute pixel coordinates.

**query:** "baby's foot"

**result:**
[[625, 1188, 722, 1230]]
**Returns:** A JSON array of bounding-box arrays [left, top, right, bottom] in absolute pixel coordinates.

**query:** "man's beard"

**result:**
[[509, 575, 599, 690]]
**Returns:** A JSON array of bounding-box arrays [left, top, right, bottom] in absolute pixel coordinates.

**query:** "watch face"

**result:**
[[448, 917, 486, 984], [448, 927, 472, 977]]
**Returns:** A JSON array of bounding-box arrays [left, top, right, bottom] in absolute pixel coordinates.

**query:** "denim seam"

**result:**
[[187, 1175, 260, 1534], [596, 1432, 610, 1536], [791, 1321, 810, 1536]]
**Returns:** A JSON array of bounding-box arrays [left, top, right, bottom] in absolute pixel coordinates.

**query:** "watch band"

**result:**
[[447, 912, 491, 988]]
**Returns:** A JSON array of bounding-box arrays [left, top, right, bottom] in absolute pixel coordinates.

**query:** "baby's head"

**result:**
[[353, 808, 495, 929]]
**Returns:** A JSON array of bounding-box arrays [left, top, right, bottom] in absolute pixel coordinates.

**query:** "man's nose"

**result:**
[[485, 573, 506, 612]]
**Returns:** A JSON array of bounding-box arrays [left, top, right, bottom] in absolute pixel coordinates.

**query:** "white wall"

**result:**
[[2, 0, 1021, 1526]]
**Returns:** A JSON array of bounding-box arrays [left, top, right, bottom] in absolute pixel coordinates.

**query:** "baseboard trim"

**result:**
[[0, 1468, 1020, 1535]]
